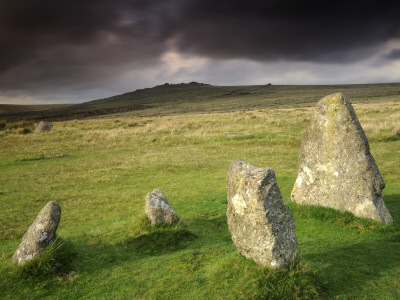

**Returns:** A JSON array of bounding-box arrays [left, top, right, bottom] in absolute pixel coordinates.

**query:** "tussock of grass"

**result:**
[[207, 255, 322, 299], [18, 239, 76, 280], [0, 238, 77, 285], [255, 264, 322, 299], [18, 128, 32, 135]]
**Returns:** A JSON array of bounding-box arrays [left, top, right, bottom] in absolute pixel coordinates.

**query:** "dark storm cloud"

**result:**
[[170, 0, 400, 62], [0, 1, 170, 84], [0, 0, 399, 102], [385, 49, 400, 60]]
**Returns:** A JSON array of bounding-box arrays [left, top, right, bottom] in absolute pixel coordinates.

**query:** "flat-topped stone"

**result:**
[[227, 159, 298, 269]]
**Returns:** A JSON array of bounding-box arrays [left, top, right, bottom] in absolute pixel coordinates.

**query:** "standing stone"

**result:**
[[145, 189, 179, 225], [13, 201, 61, 265], [291, 93, 392, 224], [227, 159, 297, 269], [35, 121, 53, 132]]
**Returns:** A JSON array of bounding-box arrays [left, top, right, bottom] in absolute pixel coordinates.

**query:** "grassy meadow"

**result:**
[[0, 95, 400, 299]]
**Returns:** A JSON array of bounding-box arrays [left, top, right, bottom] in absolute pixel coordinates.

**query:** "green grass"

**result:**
[[0, 96, 399, 299]]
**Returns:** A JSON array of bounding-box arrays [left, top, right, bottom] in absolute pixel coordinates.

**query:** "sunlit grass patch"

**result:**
[[205, 254, 322, 299], [289, 202, 396, 233], [0, 98, 399, 299]]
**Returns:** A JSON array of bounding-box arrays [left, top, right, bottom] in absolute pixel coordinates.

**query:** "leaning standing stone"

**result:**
[[227, 159, 297, 269], [35, 121, 53, 132], [145, 189, 179, 225], [291, 93, 393, 224], [13, 201, 61, 265]]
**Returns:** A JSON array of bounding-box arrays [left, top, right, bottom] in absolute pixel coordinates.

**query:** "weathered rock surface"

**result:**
[[35, 121, 53, 132], [13, 201, 61, 265], [227, 159, 297, 269], [145, 189, 179, 225], [291, 93, 393, 224]]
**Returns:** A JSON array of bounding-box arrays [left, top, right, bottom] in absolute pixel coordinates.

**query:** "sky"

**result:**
[[1, 0, 400, 104]]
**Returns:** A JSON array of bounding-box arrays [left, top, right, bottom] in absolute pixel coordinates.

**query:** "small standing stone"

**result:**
[[145, 189, 179, 225], [35, 121, 53, 132], [227, 159, 298, 269], [291, 93, 393, 224], [13, 201, 61, 265]]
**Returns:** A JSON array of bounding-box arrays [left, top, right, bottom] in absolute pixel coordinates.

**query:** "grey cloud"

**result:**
[[0, 0, 399, 103]]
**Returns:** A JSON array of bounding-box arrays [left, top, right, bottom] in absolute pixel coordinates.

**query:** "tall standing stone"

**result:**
[[13, 201, 61, 265], [35, 121, 53, 132], [145, 189, 179, 225], [291, 93, 392, 224], [227, 159, 297, 269]]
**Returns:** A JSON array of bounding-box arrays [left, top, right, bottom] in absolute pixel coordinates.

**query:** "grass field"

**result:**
[[0, 91, 400, 299]]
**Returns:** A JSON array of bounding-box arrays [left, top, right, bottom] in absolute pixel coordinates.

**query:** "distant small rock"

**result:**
[[145, 189, 179, 225], [227, 159, 298, 269], [13, 201, 61, 265], [35, 121, 53, 132], [226, 134, 243, 137], [62, 270, 77, 282], [291, 93, 393, 224]]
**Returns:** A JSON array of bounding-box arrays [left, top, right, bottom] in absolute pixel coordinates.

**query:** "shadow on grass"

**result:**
[[304, 232, 400, 298], [121, 227, 197, 256], [293, 194, 400, 297], [185, 215, 232, 244], [70, 215, 231, 275], [383, 194, 400, 226], [0, 224, 200, 291]]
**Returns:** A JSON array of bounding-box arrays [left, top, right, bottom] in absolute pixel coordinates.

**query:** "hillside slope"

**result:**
[[1, 82, 400, 120], [0, 104, 72, 115]]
